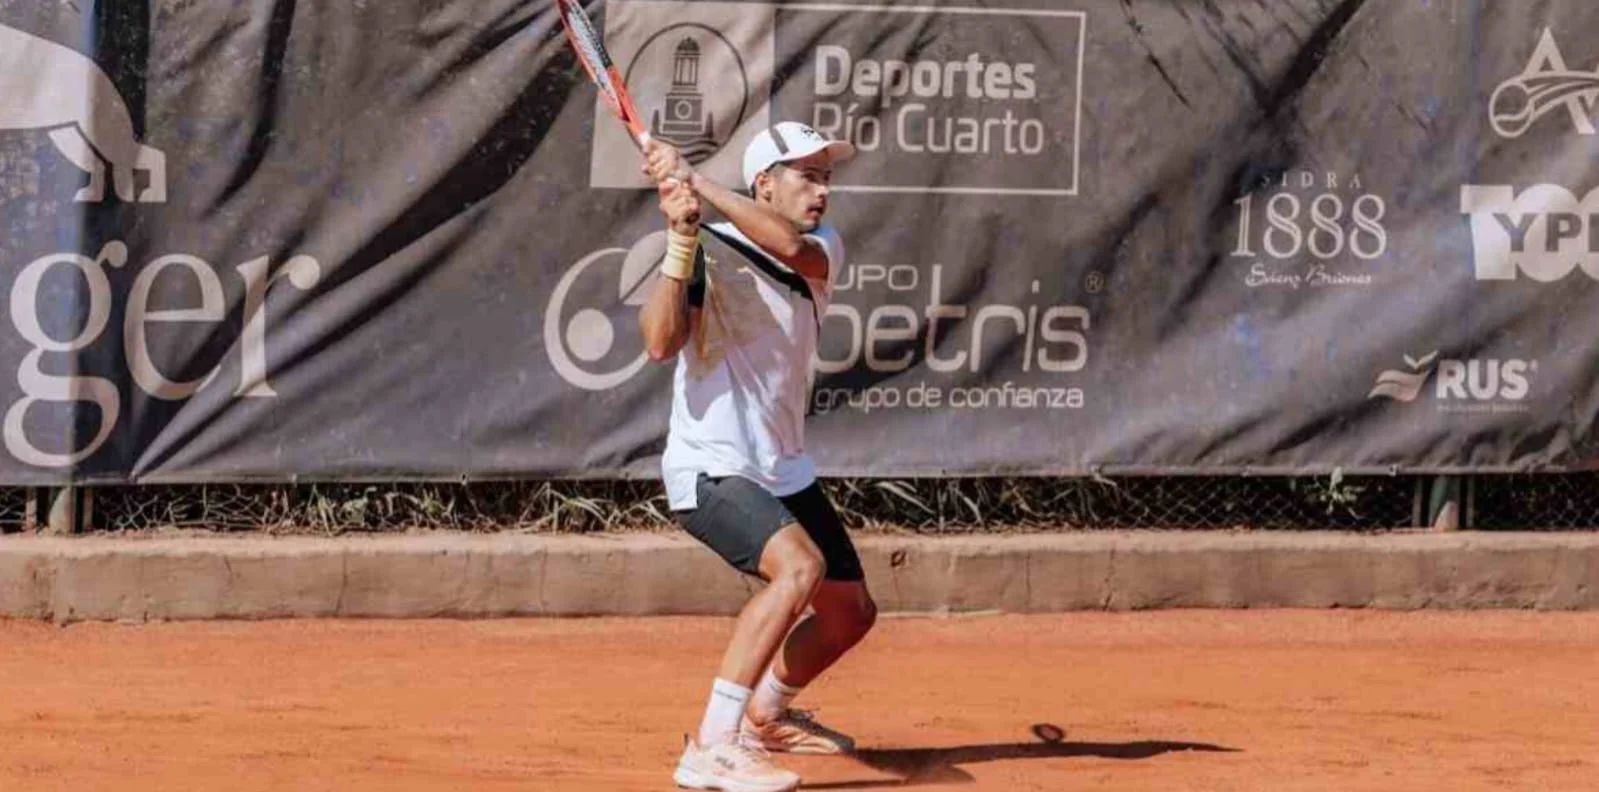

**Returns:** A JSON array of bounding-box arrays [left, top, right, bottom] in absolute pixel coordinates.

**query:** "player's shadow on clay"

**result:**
[[805, 724, 1239, 788]]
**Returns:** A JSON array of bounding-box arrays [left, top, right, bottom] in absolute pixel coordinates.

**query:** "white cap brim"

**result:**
[[786, 138, 856, 167], [745, 124, 857, 189]]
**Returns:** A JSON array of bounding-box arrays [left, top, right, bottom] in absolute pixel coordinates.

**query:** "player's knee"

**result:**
[[771, 549, 825, 605], [819, 590, 875, 649]]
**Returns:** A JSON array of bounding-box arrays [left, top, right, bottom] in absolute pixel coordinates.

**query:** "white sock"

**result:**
[[697, 678, 752, 747], [749, 666, 803, 721]]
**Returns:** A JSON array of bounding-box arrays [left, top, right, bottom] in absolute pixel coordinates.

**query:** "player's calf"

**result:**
[[823, 594, 877, 653]]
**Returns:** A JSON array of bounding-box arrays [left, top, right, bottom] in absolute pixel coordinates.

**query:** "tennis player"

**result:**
[[638, 123, 876, 792]]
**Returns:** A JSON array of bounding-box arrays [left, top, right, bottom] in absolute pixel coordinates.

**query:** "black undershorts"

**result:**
[[673, 474, 865, 582]]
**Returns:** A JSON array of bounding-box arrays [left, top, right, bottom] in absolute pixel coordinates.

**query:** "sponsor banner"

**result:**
[[0, 1, 1596, 483], [772, 3, 1085, 196]]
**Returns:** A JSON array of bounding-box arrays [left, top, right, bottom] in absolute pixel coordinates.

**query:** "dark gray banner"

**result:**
[[0, 0, 1594, 484]]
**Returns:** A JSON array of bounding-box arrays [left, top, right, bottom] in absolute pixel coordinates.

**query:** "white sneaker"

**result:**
[[742, 709, 857, 755], [673, 735, 801, 792]]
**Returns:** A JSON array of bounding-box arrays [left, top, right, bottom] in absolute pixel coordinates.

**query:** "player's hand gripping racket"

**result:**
[[556, 0, 697, 220]]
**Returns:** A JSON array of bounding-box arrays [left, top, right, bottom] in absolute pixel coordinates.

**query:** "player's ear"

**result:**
[[754, 169, 774, 202]]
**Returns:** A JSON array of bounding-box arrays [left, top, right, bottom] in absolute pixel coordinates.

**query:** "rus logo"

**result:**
[[1369, 351, 1533, 405]]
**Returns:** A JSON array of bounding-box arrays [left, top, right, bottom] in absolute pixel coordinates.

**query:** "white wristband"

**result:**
[[661, 229, 698, 281]]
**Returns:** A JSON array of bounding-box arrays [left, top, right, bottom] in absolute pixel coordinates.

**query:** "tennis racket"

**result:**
[[557, 0, 697, 225], [556, 0, 650, 150]]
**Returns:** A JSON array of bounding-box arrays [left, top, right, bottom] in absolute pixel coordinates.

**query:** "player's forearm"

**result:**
[[689, 173, 806, 258], [639, 275, 691, 362]]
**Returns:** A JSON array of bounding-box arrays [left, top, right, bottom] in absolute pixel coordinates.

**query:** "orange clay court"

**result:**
[[4, 610, 1597, 791]]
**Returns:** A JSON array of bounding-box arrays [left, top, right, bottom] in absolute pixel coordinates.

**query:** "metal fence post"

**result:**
[[1426, 476, 1462, 532], [46, 486, 92, 535]]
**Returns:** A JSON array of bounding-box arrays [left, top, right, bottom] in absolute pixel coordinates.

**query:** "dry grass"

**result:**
[[0, 473, 1471, 535]]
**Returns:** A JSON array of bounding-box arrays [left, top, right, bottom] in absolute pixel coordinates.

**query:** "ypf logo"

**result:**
[[544, 233, 671, 390], [589, 1, 774, 189], [1460, 184, 1599, 281], [1490, 28, 1599, 138], [0, 23, 167, 202]]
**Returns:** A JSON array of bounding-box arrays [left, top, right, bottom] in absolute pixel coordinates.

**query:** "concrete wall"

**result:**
[[1, 532, 1594, 622]]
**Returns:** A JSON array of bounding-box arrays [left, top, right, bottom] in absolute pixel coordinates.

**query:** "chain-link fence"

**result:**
[[0, 475, 1576, 534], [1471, 473, 1599, 529], [4, 472, 1594, 534], [819, 474, 1421, 531], [74, 481, 677, 535], [0, 486, 27, 532]]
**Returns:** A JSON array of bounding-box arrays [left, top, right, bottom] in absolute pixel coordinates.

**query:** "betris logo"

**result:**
[[1489, 28, 1599, 139], [0, 23, 166, 202], [545, 234, 671, 390]]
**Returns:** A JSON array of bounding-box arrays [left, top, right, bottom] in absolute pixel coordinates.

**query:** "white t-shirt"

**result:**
[[661, 221, 843, 510]]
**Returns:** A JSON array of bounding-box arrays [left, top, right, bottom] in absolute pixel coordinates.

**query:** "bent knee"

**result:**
[[768, 546, 825, 601]]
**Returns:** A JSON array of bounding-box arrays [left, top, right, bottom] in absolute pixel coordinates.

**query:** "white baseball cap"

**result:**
[[741, 121, 856, 191]]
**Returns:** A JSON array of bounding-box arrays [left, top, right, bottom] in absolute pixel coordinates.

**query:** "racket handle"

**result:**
[[647, 134, 698, 224], [663, 179, 700, 225], [665, 173, 701, 225]]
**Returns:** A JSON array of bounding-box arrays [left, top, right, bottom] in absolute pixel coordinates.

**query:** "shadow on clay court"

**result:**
[[803, 724, 1240, 788]]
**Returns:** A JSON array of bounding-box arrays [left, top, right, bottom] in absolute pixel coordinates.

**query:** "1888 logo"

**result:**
[[1232, 171, 1388, 289]]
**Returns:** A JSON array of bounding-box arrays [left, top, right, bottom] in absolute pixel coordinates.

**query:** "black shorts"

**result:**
[[674, 474, 864, 582]]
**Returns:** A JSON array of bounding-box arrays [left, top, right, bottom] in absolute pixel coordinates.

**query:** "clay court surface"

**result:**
[[3, 611, 1596, 791]]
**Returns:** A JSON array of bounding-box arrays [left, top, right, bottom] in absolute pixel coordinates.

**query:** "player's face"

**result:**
[[756, 151, 833, 232]]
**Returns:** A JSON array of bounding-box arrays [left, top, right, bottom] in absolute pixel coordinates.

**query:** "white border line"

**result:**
[[830, 185, 1075, 195], [1072, 8, 1084, 196], [784, 4, 1087, 197], [628, 0, 1082, 15], [611, 1, 1088, 197], [783, 3, 1085, 18]]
